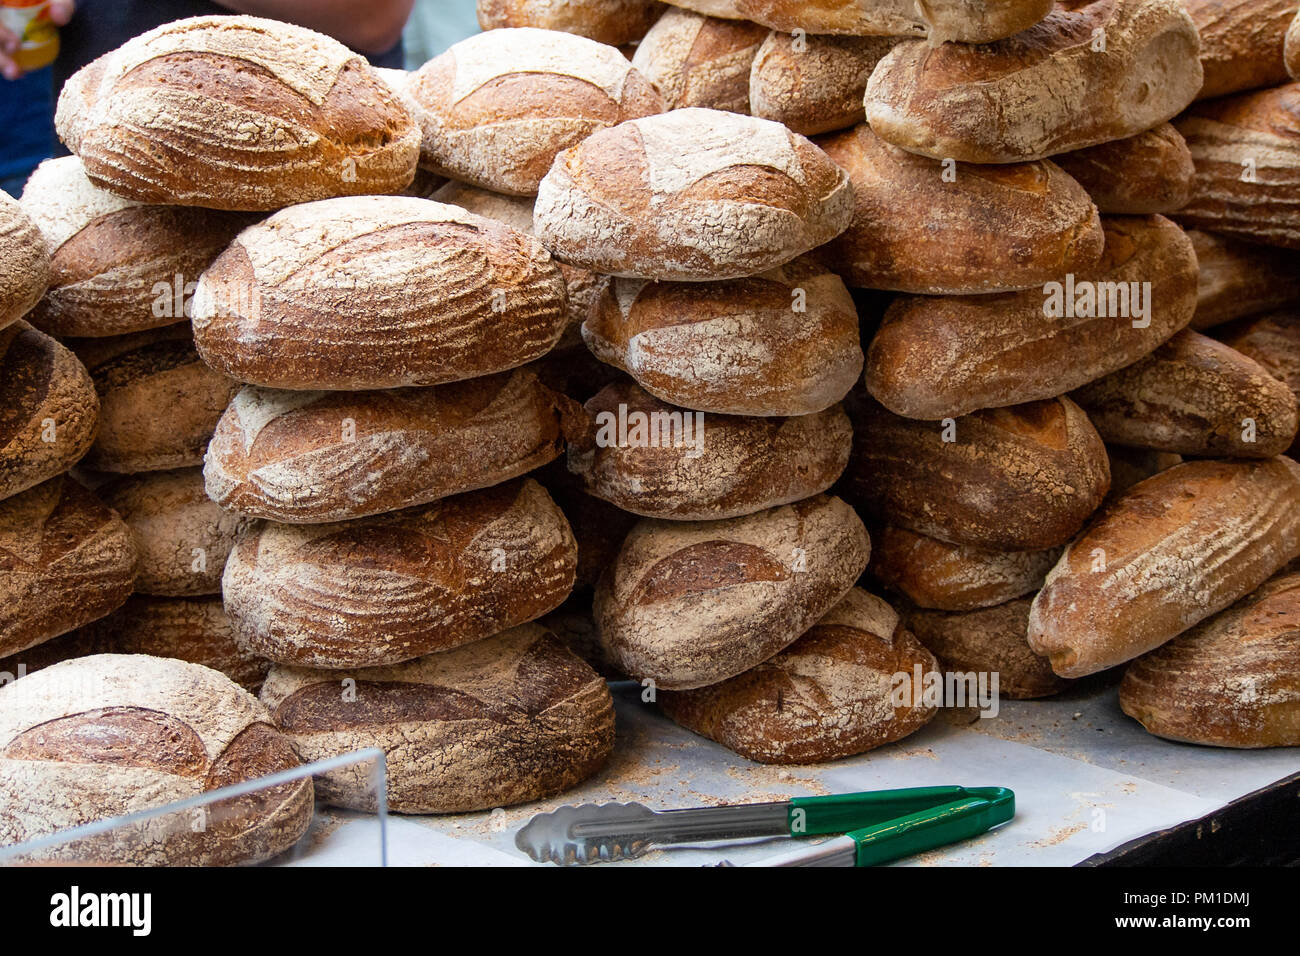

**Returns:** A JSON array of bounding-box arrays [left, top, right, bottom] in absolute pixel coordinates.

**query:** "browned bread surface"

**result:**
[[750, 34, 898, 136], [632, 8, 767, 112], [1187, 230, 1300, 330], [478, 0, 666, 45], [1181, 0, 1300, 99], [0, 190, 49, 330], [1053, 123, 1193, 214]]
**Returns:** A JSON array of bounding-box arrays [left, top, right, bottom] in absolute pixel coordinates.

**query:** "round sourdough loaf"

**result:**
[[1187, 230, 1300, 330], [0, 190, 49, 330], [1028, 457, 1300, 677], [408, 28, 663, 195], [1120, 571, 1300, 747], [903, 598, 1072, 700], [659, 0, 1053, 42], [18, 157, 250, 338], [192, 196, 568, 390], [865, 215, 1198, 418], [582, 259, 863, 416], [204, 370, 581, 524], [815, 123, 1104, 294], [1183, 0, 1299, 99], [594, 494, 870, 689], [567, 380, 852, 519], [870, 525, 1061, 612], [477, 0, 666, 48], [0, 476, 136, 658], [659, 588, 937, 763], [631, 8, 767, 112], [99, 468, 251, 595], [0, 322, 98, 501], [66, 16, 420, 210], [0, 654, 311, 865], [865, 0, 1202, 163], [223, 479, 577, 669], [1175, 83, 1300, 249], [533, 108, 853, 280], [1071, 330, 1300, 458], [260, 624, 614, 813], [80, 331, 239, 473], [1053, 124, 1194, 214], [74, 595, 270, 693], [845, 395, 1111, 551], [750, 33, 899, 136]]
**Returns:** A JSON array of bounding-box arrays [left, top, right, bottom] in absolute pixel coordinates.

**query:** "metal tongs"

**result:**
[[515, 785, 1015, 866]]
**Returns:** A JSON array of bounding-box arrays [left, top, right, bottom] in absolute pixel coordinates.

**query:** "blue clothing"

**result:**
[[0, 66, 56, 197]]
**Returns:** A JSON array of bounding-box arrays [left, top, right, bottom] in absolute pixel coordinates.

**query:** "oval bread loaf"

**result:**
[[594, 494, 870, 689], [0, 190, 49, 330], [67, 16, 420, 210], [1052, 123, 1194, 214], [1187, 230, 1300, 330], [533, 108, 854, 280], [659, 588, 938, 763], [865, 215, 1198, 418], [815, 124, 1104, 294], [477, 0, 666, 47], [1119, 571, 1300, 747], [567, 380, 852, 519], [583, 260, 863, 416], [845, 395, 1111, 551], [870, 525, 1061, 612], [0, 654, 311, 865], [1218, 311, 1300, 451], [408, 28, 664, 196], [18, 157, 251, 338], [0, 322, 99, 502], [749, 33, 899, 136], [864, 0, 1203, 163], [193, 196, 568, 390], [1071, 329, 1300, 458], [631, 8, 768, 112], [204, 370, 580, 524], [1183, 0, 1300, 99], [99, 468, 251, 595], [1028, 457, 1300, 677], [223, 479, 577, 669], [262, 624, 614, 813], [0, 476, 136, 659]]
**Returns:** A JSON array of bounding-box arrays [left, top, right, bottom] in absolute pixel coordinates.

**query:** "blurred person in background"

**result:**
[[0, 0, 415, 195], [403, 0, 478, 69]]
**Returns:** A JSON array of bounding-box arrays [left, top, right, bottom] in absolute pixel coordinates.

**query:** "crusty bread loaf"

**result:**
[[1053, 124, 1194, 214], [1217, 311, 1300, 421], [567, 380, 851, 519], [408, 28, 663, 196], [870, 525, 1060, 611], [594, 494, 870, 689], [631, 8, 767, 112], [865, 215, 1198, 418], [0, 654, 311, 865], [193, 196, 568, 390], [750, 33, 898, 136], [1182, 0, 1300, 99], [583, 259, 862, 416], [80, 330, 239, 473], [0, 476, 136, 658], [0, 323, 98, 502], [1120, 570, 1300, 746], [1175, 83, 1300, 249], [224, 479, 576, 669], [816, 124, 1103, 294], [1028, 457, 1300, 677], [659, 588, 937, 763], [1187, 230, 1300, 330], [19, 157, 250, 338], [261, 623, 613, 813], [1107, 444, 1183, 496], [0, 190, 49, 330], [1288, 10, 1300, 77], [535, 459, 639, 591], [99, 468, 250, 595], [845, 395, 1111, 551], [478, 0, 666, 46], [661, 0, 1054, 42], [66, 16, 419, 210], [1072, 330, 1300, 458], [903, 598, 1072, 700], [865, 0, 1203, 163], [533, 108, 853, 280], [204, 370, 580, 524], [77, 595, 270, 693], [52, 51, 111, 155]]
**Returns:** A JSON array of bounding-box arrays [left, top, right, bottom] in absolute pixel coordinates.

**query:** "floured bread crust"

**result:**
[[0, 191, 50, 330]]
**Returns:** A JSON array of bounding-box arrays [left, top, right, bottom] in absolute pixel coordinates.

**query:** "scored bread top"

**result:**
[[20, 156, 137, 253]]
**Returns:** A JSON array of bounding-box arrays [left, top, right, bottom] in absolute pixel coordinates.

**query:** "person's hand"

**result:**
[[1, 0, 75, 80]]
